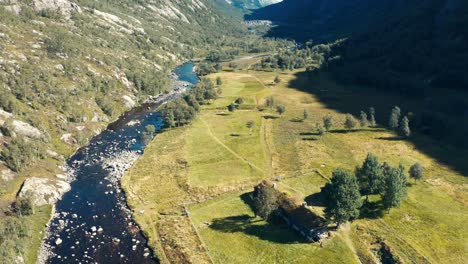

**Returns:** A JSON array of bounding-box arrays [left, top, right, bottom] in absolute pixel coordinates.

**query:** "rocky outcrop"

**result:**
[[1, 0, 81, 17], [18, 177, 71, 206], [122, 95, 136, 109], [30, 0, 81, 15], [11, 120, 43, 139]]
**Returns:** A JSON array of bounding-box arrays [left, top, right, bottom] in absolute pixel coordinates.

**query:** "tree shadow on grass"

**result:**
[[300, 132, 321, 136], [289, 118, 304, 123], [359, 200, 385, 219], [209, 214, 304, 244], [304, 192, 327, 207], [376, 136, 403, 141], [302, 137, 318, 141], [262, 114, 279, 120]]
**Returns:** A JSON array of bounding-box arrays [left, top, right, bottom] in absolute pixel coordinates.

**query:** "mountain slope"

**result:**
[[0, 0, 247, 206], [246, 0, 409, 42]]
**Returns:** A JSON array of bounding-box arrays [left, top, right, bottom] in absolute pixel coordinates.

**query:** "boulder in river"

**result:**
[[18, 177, 71, 206]]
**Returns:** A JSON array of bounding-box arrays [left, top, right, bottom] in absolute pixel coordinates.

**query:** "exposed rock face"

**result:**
[[30, 0, 81, 15], [11, 120, 43, 139], [122, 95, 136, 109], [0, 109, 13, 126], [0, 168, 16, 181], [18, 177, 71, 206]]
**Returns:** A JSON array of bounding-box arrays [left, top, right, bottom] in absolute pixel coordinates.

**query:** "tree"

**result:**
[[235, 98, 244, 104], [389, 106, 401, 130], [355, 153, 384, 201], [274, 75, 281, 84], [145, 125, 156, 137], [303, 109, 309, 120], [246, 120, 255, 134], [253, 186, 279, 220], [323, 169, 362, 226], [316, 122, 325, 135], [216, 76, 222, 86], [344, 114, 357, 130], [360, 111, 368, 127], [227, 103, 236, 112], [276, 105, 286, 115], [409, 162, 424, 182], [16, 192, 35, 216], [382, 164, 407, 213], [369, 107, 377, 126], [323, 114, 333, 131], [400, 116, 411, 137], [265, 96, 275, 109]]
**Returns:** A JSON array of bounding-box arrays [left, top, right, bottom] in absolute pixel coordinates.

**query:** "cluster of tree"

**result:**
[[323, 153, 423, 226], [161, 79, 218, 128], [0, 216, 32, 263], [0, 138, 44, 172], [196, 63, 222, 76], [255, 42, 334, 71], [388, 106, 411, 137]]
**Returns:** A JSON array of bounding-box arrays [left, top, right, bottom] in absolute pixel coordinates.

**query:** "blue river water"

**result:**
[[44, 62, 198, 264]]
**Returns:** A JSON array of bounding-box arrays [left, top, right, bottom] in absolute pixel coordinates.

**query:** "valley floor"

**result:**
[[122, 67, 468, 263]]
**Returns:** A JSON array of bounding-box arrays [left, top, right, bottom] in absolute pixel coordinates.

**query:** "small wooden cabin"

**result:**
[[254, 180, 327, 242]]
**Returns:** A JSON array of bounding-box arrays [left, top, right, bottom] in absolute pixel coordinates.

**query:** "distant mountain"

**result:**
[[227, 0, 282, 10], [246, 0, 408, 42]]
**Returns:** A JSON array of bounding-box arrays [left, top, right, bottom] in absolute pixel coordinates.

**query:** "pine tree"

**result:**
[[382, 164, 407, 213], [388, 106, 401, 130], [323, 169, 363, 226], [355, 153, 384, 201], [303, 109, 309, 120], [360, 111, 368, 127], [323, 114, 333, 131], [369, 107, 376, 126], [400, 116, 411, 137], [345, 114, 357, 130]]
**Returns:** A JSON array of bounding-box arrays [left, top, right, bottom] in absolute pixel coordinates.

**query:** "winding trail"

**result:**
[[199, 117, 267, 175]]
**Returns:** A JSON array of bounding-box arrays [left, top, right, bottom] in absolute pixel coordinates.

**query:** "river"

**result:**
[[40, 62, 199, 264]]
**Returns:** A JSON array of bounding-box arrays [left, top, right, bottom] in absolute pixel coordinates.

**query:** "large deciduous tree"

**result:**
[[323, 169, 362, 226], [382, 163, 408, 213], [253, 185, 279, 220], [355, 153, 384, 201], [409, 162, 424, 182]]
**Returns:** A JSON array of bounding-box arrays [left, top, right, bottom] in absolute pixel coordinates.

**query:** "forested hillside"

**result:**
[[248, 0, 468, 153], [246, 0, 407, 42]]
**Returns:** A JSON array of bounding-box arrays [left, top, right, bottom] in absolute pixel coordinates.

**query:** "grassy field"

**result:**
[[123, 67, 468, 263]]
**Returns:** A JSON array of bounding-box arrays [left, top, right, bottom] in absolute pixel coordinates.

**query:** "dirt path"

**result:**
[[199, 117, 267, 175], [336, 223, 363, 264]]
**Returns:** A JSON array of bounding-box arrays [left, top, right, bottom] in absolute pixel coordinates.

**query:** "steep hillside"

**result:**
[[246, 0, 408, 42], [0, 0, 250, 207]]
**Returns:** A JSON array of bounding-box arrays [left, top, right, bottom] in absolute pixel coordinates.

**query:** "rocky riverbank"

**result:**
[[34, 62, 198, 264]]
